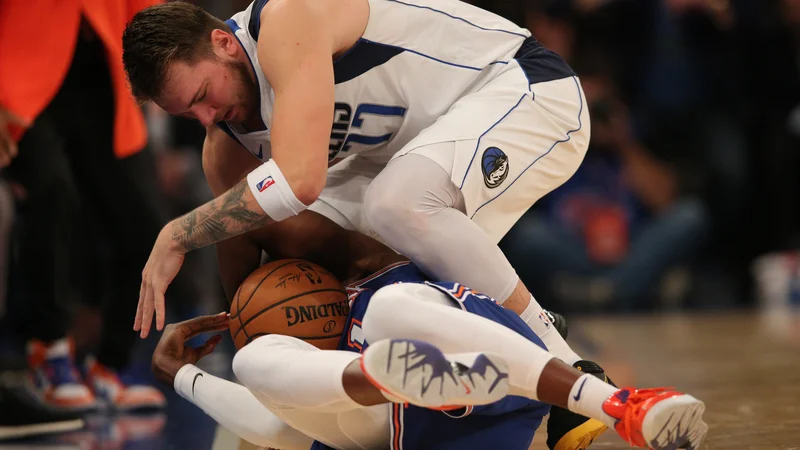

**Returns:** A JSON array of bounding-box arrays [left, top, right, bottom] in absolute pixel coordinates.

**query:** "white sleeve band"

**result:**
[[174, 364, 313, 450], [246, 159, 308, 222]]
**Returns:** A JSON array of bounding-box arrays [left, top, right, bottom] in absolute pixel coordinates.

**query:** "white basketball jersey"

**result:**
[[220, 0, 572, 166]]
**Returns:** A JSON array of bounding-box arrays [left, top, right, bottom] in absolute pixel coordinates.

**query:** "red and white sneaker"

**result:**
[[83, 357, 166, 412], [603, 387, 708, 449], [27, 339, 97, 412]]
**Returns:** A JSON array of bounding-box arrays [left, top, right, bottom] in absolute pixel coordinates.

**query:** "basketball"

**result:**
[[229, 259, 349, 351]]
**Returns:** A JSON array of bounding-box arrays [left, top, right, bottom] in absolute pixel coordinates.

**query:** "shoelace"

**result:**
[[618, 387, 676, 446]]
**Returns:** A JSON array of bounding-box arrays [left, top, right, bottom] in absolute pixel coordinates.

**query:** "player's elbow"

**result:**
[[289, 172, 326, 206], [293, 179, 324, 206]]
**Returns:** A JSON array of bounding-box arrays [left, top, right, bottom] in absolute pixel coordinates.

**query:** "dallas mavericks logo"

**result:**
[[481, 147, 509, 189]]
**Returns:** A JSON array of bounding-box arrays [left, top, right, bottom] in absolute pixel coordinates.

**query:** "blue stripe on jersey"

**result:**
[[469, 77, 584, 218], [361, 39, 484, 71], [334, 39, 404, 84], [387, 0, 529, 39], [247, 0, 270, 40]]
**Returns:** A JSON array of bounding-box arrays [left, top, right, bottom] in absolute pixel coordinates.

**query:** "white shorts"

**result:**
[[309, 155, 385, 241], [311, 70, 590, 244]]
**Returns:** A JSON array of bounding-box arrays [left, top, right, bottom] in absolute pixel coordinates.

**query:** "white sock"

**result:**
[[519, 295, 582, 365], [567, 374, 618, 428]]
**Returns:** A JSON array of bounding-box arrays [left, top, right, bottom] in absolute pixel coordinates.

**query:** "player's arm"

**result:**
[[201, 126, 373, 296], [152, 314, 314, 450], [256, 0, 334, 206], [136, 0, 343, 336], [201, 126, 265, 301]]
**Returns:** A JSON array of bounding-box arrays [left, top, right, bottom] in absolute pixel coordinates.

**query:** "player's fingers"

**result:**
[[180, 312, 230, 340], [140, 283, 155, 338], [154, 283, 166, 332], [134, 280, 146, 331], [195, 334, 223, 360]]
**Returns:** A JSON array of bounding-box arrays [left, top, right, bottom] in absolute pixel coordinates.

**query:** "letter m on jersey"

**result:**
[[329, 102, 407, 161]]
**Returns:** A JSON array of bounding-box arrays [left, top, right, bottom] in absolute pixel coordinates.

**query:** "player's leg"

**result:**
[[232, 334, 389, 449], [361, 283, 614, 419], [363, 73, 587, 366], [363, 73, 611, 449], [360, 283, 708, 450], [364, 152, 581, 364]]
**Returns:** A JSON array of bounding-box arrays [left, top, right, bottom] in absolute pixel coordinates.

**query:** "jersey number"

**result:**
[[329, 103, 407, 161], [347, 319, 365, 351]]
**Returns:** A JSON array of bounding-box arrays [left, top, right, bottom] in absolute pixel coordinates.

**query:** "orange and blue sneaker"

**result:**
[[83, 356, 166, 412], [27, 338, 97, 412], [603, 387, 708, 449]]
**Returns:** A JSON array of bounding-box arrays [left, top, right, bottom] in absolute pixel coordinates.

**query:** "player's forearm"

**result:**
[[171, 178, 273, 252], [174, 364, 313, 450]]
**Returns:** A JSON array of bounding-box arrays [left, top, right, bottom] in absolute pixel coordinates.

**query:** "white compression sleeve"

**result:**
[[174, 364, 313, 450], [232, 335, 389, 450], [361, 283, 555, 400], [232, 335, 362, 413]]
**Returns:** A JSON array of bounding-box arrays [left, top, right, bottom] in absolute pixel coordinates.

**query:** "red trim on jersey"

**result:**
[[391, 402, 404, 450], [346, 318, 364, 351]]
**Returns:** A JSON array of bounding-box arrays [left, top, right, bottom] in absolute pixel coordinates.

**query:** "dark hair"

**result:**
[[122, 1, 229, 102]]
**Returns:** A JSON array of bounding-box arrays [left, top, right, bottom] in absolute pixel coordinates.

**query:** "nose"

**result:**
[[195, 105, 219, 128]]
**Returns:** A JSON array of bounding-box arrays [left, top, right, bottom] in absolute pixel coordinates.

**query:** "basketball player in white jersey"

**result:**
[[123, 1, 601, 447]]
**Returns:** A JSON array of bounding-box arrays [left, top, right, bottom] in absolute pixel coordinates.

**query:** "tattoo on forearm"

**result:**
[[172, 180, 272, 251]]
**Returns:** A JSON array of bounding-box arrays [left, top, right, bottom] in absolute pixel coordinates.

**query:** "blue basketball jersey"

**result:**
[[311, 261, 550, 450]]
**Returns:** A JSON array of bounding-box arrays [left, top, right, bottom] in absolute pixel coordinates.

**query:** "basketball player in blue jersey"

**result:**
[[149, 208, 708, 450], [125, 1, 611, 447]]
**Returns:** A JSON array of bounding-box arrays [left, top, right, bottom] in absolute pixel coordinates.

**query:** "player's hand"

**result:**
[[0, 107, 30, 168], [135, 222, 186, 338], [151, 312, 229, 387]]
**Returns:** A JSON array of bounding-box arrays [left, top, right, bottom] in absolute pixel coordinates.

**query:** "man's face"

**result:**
[[157, 55, 258, 128]]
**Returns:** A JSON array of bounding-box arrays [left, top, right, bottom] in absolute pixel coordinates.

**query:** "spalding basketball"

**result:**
[[229, 259, 349, 351]]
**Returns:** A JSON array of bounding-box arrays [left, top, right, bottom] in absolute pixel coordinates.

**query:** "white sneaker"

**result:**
[[360, 338, 509, 410]]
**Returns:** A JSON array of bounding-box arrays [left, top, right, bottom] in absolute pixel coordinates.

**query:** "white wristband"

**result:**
[[246, 159, 307, 222], [174, 364, 203, 400]]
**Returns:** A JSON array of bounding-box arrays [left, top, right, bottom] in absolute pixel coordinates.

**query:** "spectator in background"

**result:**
[[501, 71, 710, 311], [0, 0, 167, 411], [0, 179, 12, 321]]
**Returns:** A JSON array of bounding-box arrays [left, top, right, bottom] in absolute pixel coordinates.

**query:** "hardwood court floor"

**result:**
[[527, 308, 800, 449]]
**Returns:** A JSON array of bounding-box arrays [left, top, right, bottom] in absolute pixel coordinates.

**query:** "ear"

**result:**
[[210, 28, 237, 58]]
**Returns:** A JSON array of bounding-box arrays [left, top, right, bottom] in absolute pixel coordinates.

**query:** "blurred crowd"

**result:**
[[1, 0, 799, 441]]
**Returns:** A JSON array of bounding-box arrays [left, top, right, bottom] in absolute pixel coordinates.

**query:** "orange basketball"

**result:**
[[229, 259, 349, 351]]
